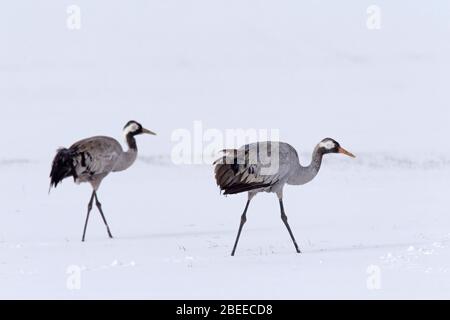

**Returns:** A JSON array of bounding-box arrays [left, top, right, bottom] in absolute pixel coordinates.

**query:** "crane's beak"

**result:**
[[142, 128, 156, 135], [338, 147, 355, 158]]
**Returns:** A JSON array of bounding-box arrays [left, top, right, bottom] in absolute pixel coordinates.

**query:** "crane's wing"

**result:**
[[70, 136, 123, 179], [213, 142, 289, 195]]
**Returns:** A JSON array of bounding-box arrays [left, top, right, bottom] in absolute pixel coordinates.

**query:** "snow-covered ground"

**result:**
[[1, 1, 450, 299], [1, 156, 450, 299]]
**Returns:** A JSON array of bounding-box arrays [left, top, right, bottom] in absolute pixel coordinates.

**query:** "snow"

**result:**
[[2, 157, 450, 299], [1, 0, 450, 299]]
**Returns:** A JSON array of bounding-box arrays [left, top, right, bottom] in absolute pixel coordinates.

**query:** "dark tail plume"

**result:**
[[214, 149, 272, 195], [49, 148, 78, 190]]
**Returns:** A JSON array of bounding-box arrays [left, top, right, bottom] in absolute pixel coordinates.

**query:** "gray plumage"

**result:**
[[50, 120, 156, 241], [214, 138, 355, 256], [60, 136, 135, 190]]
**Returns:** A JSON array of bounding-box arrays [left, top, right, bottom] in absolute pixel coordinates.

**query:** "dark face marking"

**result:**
[[124, 120, 144, 136], [318, 138, 341, 155]]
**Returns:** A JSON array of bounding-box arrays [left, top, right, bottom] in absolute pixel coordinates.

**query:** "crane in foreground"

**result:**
[[214, 138, 355, 256], [49, 120, 156, 241]]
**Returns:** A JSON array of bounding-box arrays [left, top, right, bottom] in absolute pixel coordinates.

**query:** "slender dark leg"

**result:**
[[82, 191, 96, 242], [279, 199, 301, 253], [231, 200, 251, 256], [94, 192, 113, 239]]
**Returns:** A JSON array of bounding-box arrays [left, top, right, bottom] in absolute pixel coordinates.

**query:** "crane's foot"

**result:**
[[106, 227, 114, 239]]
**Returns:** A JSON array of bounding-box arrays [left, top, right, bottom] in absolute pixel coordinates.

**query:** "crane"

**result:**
[[49, 120, 156, 241], [214, 138, 355, 256]]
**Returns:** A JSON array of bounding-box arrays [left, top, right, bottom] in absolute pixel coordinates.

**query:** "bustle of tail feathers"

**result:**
[[214, 149, 271, 195], [49, 147, 78, 191]]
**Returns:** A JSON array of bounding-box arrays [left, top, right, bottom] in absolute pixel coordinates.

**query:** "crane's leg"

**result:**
[[231, 200, 251, 256], [279, 199, 301, 254], [94, 192, 113, 239], [82, 191, 96, 242]]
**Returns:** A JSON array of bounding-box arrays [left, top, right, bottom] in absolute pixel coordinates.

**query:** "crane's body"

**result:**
[[214, 138, 355, 256], [215, 142, 323, 196], [50, 121, 156, 241], [50, 136, 136, 190]]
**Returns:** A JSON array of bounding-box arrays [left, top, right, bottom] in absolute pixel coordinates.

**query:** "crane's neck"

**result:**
[[288, 145, 324, 186], [113, 133, 138, 172], [126, 133, 138, 151]]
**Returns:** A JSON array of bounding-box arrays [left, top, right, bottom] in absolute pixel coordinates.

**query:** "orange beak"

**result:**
[[338, 147, 355, 158]]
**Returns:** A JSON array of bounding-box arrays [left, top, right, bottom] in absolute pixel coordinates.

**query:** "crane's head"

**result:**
[[123, 120, 156, 137], [318, 138, 355, 158]]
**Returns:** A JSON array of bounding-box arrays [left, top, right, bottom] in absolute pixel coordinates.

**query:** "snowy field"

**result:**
[[2, 1, 450, 299], [1, 156, 450, 299]]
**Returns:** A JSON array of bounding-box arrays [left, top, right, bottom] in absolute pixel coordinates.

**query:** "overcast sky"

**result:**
[[1, 1, 450, 159]]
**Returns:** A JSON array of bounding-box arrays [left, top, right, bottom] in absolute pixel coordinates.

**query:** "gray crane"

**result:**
[[49, 120, 156, 241], [214, 138, 355, 256]]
